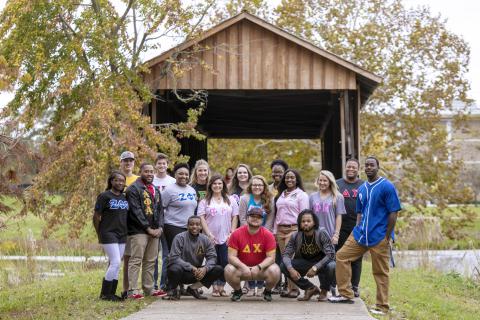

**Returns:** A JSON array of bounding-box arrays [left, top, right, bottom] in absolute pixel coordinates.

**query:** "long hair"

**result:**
[[228, 163, 253, 195], [189, 159, 210, 185], [275, 169, 305, 203], [297, 209, 319, 230], [246, 175, 272, 215], [106, 171, 126, 191], [205, 174, 231, 205], [316, 170, 341, 200]]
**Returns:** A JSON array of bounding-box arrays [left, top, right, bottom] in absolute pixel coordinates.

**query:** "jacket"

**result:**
[[282, 228, 335, 270], [167, 231, 217, 271], [126, 179, 164, 235]]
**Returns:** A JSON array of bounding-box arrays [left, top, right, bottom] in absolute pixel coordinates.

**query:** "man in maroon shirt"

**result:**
[[225, 207, 280, 302]]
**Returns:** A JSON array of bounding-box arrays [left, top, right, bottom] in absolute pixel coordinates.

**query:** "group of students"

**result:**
[[93, 150, 400, 315]]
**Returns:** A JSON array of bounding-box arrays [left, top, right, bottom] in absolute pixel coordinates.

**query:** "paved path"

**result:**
[[123, 289, 373, 320]]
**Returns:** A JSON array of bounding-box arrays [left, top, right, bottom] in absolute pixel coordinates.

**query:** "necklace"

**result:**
[[301, 233, 319, 255]]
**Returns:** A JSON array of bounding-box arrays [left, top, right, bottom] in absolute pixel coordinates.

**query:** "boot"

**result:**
[[110, 279, 122, 301], [100, 278, 112, 300]]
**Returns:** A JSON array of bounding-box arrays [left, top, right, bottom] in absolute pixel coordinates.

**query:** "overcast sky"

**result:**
[[0, 0, 478, 104]]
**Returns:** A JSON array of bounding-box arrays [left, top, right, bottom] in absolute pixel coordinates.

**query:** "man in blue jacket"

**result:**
[[329, 156, 401, 315]]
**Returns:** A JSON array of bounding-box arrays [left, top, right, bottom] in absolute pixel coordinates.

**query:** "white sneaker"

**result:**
[[328, 295, 354, 304]]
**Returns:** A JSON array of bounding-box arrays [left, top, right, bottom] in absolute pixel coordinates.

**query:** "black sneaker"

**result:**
[[263, 289, 273, 302], [231, 289, 243, 302], [352, 286, 360, 298], [186, 286, 207, 300]]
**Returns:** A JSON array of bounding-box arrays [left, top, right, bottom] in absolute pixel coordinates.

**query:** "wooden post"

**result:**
[[356, 85, 361, 160], [340, 92, 346, 178]]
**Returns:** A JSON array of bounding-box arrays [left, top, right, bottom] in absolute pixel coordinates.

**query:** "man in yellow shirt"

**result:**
[[120, 151, 139, 187], [119, 150, 139, 298]]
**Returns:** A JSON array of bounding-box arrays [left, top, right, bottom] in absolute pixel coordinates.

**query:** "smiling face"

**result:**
[[211, 178, 224, 195], [271, 165, 285, 183], [120, 158, 134, 174], [175, 167, 190, 186], [111, 174, 126, 193], [140, 165, 154, 184], [155, 159, 168, 175], [317, 174, 331, 192], [345, 160, 359, 180], [187, 217, 202, 235], [284, 171, 297, 190], [251, 178, 265, 196], [237, 166, 249, 183], [196, 165, 209, 184]]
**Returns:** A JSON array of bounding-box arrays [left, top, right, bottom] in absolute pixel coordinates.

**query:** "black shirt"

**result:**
[[94, 190, 128, 244], [300, 233, 324, 261], [336, 178, 364, 232], [191, 183, 207, 202]]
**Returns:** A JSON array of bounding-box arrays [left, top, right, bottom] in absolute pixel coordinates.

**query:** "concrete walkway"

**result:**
[[123, 289, 373, 320]]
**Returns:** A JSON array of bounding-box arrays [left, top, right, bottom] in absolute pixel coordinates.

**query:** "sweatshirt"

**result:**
[[167, 231, 217, 272]]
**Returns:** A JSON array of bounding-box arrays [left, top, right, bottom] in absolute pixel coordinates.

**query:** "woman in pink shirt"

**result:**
[[198, 174, 239, 297], [274, 169, 309, 298]]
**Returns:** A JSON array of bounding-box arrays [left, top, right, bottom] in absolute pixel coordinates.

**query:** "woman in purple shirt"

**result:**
[[274, 169, 309, 298]]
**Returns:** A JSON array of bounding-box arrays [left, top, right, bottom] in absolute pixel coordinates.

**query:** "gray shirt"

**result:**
[[309, 192, 346, 237], [162, 183, 198, 228], [167, 231, 217, 271]]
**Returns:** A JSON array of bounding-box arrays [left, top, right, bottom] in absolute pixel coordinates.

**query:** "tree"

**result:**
[[213, 0, 476, 237], [0, 0, 213, 236]]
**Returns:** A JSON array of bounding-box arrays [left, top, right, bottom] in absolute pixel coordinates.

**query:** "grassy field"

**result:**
[[361, 261, 480, 319], [0, 264, 154, 320]]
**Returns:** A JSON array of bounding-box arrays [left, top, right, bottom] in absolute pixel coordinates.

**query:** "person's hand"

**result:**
[[306, 267, 317, 278], [157, 227, 163, 238], [288, 268, 301, 281], [239, 265, 252, 278], [191, 266, 198, 275], [195, 267, 207, 280], [331, 232, 339, 245]]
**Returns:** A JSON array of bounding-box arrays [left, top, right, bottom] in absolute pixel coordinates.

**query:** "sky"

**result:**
[[0, 0, 478, 105]]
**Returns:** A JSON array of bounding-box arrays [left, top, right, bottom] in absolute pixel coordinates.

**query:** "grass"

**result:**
[[361, 261, 480, 319], [0, 264, 155, 320]]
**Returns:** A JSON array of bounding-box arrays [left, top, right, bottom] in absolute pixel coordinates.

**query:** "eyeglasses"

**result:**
[[251, 184, 264, 188]]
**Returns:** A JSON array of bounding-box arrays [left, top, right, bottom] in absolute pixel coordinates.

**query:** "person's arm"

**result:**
[[156, 189, 164, 231], [314, 229, 336, 270], [333, 195, 346, 242], [227, 247, 250, 274], [257, 249, 275, 270], [264, 200, 275, 232], [356, 213, 362, 226], [203, 238, 218, 271], [92, 211, 101, 240], [199, 215, 215, 242], [386, 212, 398, 241], [281, 232, 297, 270], [169, 234, 194, 271], [238, 195, 248, 226], [230, 197, 239, 232]]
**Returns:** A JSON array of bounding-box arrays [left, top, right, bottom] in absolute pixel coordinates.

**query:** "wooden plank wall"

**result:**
[[145, 20, 357, 90]]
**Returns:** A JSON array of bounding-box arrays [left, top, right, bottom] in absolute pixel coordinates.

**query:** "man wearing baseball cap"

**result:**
[[120, 151, 138, 187], [224, 207, 280, 302]]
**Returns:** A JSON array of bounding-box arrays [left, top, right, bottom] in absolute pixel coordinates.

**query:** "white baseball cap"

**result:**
[[120, 151, 135, 161]]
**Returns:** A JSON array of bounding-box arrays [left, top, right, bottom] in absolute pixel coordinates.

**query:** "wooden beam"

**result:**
[[340, 92, 346, 178], [357, 85, 362, 160]]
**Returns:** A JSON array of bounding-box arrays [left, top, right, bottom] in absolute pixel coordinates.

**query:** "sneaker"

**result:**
[[127, 290, 144, 300], [369, 307, 388, 315], [121, 291, 128, 300], [263, 289, 273, 302], [151, 289, 167, 297], [231, 289, 243, 302], [317, 289, 328, 302], [328, 295, 354, 304], [186, 286, 207, 300], [352, 286, 360, 298], [162, 289, 180, 300]]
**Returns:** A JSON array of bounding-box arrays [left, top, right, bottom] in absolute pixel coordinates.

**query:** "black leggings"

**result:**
[[164, 224, 187, 250]]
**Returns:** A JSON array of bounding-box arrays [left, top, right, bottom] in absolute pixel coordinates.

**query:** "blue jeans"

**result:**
[[214, 243, 228, 285], [153, 233, 168, 289]]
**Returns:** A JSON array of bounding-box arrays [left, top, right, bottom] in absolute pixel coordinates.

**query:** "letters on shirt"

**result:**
[[178, 193, 196, 201], [342, 189, 359, 198], [109, 199, 129, 210], [242, 243, 262, 253]]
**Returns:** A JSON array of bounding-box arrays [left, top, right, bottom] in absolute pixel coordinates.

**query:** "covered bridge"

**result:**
[[143, 12, 381, 178]]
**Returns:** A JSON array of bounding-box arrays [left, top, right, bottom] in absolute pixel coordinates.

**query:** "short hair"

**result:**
[[297, 209, 319, 230], [155, 153, 169, 163], [173, 162, 190, 174], [365, 156, 380, 166], [226, 167, 234, 172], [187, 215, 201, 224], [270, 159, 289, 170], [139, 162, 153, 171], [346, 158, 360, 166]]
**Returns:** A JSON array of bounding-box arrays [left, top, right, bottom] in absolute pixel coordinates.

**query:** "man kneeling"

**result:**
[[225, 207, 280, 302], [280, 209, 336, 301], [163, 216, 223, 300]]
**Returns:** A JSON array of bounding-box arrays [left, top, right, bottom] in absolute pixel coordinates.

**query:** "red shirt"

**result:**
[[228, 225, 276, 267]]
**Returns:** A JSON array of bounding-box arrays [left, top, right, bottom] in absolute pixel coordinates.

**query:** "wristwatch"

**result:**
[[312, 266, 318, 273]]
